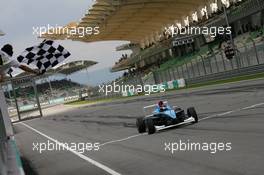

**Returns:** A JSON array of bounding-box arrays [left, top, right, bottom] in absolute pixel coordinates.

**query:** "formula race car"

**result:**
[[136, 101, 198, 134]]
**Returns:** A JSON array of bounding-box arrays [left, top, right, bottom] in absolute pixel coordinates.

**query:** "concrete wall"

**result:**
[[0, 87, 24, 175], [0, 88, 13, 136]]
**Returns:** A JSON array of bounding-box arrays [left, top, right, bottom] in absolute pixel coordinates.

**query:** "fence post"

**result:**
[[181, 65, 185, 78], [201, 56, 207, 75], [237, 50, 244, 68], [190, 60, 195, 78], [252, 40, 260, 65], [220, 50, 227, 71], [10, 81, 21, 121], [208, 56, 213, 73], [162, 71, 166, 83], [213, 55, 220, 73], [185, 61, 191, 79], [234, 52, 241, 71], [174, 67, 178, 79], [167, 69, 172, 81], [244, 44, 251, 66], [176, 66, 180, 78], [196, 58, 201, 77], [230, 59, 234, 70], [153, 71, 158, 84], [171, 68, 176, 80], [33, 79, 43, 118]]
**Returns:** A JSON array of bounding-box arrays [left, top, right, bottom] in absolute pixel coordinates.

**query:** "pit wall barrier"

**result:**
[[0, 88, 25, 175]]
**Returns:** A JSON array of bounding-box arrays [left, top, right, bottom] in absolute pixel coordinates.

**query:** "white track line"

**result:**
[[20, 122, 121, 175], [200, 102, 264, 121], [100, 134, 146, 146], [100, 102, 264, 147]]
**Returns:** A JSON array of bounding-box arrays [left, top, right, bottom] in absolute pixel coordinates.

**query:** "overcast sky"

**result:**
[[0, 0, 130, 72]]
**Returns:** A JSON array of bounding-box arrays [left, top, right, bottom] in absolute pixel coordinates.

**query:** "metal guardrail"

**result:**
[[186, 63, 264, 85]]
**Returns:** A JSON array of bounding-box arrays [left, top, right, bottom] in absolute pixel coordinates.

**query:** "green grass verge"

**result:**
[[66, 72, 264, 106]]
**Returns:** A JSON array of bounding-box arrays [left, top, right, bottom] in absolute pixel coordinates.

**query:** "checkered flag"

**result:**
[[17, 40, 71, 73]]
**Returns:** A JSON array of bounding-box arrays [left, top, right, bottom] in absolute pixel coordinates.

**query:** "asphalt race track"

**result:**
[[14, 79, 264, 175]]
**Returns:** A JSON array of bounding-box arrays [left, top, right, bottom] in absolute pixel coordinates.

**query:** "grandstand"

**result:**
[[0, 60, 98, 120], [3, 78, 81, 104], [109, 0, 264, 85], [41, 0, 264, 94], [110, 0, 264, 73], [55, 60, 97, 75]]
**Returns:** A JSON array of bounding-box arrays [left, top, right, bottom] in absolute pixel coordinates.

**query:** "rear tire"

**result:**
[[136, 117, 146, 133], [146, 118, 156, 135], [187, 107, 198, 123]]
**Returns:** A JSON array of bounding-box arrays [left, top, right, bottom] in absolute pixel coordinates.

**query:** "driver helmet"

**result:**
[[158, 101, 164, 108]]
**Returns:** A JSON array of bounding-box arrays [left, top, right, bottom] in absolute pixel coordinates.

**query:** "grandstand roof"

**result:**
[[55, 60, 98, 75], [111, 59, 132, 72], [116, 43, 139, 51], [8, 60, 97, 81], [41, 0, 209, 44]]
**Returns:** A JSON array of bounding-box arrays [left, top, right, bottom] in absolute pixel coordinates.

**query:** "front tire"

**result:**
[[136, 117, 146, 133], [187, 107, 198, 123], [146, 118, 156, 135]]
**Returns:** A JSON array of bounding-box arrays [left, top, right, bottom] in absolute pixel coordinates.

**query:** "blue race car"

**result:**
[[136, 101, 198, 134]]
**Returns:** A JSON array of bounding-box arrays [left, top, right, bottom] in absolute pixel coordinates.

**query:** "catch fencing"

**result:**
[[154, 41, 264, 84]]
